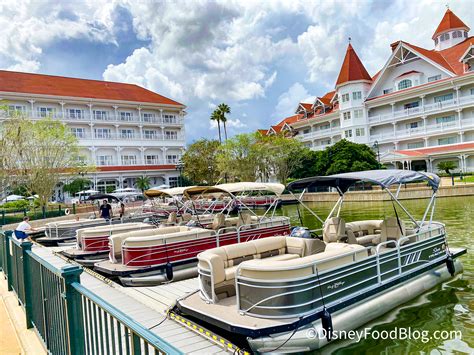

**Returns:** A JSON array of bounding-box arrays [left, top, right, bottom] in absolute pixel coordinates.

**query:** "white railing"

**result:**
[[368, 94, 474, 125], [296, 127, 341, 141], [75, 133, 185, 141]]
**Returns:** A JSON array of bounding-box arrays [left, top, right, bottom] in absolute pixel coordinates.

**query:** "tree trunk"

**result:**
[[223, 121, 228, 141], [217, 120, 222, 143]]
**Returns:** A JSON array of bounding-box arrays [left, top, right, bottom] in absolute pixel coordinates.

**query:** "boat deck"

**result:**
[[34, 245, 232, 354]]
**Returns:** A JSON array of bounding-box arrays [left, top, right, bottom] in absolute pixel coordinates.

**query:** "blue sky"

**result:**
[[0, 0, 472, 143]]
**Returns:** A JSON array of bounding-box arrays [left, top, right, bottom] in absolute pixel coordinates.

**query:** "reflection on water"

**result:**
[[276, 196, 473, 353]]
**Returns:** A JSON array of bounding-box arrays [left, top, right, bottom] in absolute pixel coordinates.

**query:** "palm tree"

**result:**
[[437, 161, 457, 175], [210, 110, 222, 143], [135, 176, 151, 193], [217, 103, 231, 141]]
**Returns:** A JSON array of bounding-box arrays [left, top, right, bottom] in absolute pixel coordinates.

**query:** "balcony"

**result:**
[[74, 132, 186, 142], [368, 94, 474, 125], [369, 117, 474, 143], [296, 126, 341, 141], [0, 109, 184, 125]]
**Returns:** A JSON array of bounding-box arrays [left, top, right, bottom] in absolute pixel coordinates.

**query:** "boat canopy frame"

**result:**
[[287, 170, 441, 230]]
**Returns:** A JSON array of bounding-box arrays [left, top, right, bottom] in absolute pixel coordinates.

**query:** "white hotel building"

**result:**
[[266, 9, 474, 173], [0, 71, 186, 198]]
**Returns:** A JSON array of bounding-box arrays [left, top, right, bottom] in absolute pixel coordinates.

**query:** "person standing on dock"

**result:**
[[99, 199, 112, 220]]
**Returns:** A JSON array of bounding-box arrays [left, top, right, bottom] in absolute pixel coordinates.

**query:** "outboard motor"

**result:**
[[290, 226, 311, 239]]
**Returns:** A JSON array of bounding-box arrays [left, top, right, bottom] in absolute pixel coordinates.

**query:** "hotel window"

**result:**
[[121, 155, 137, 166], [145, 155, 159, 165], [352, 91, 362, 100], [355, 128, 365, 137], [438, 136, 457, 145], [143, 130, 157, 139], [434, 38, 439, 45], [163, 114, 177, 123], [97, 155, 114, 166], [404, 101, 419, 110], [397, 79, 412, 90], [341, 93, 349, 103], [407, 142, 424, 149], [331, 120, 339, 127], [354, 109, 363, 119], [343, 112, 351, 120], [167, 154, 179, 164], [94, 128, 112, 139], [8, 105, 25, 116], [93, 110, 108, 120], [303, 128, 310, 134], [436, 115, 455, 124], [120, 112, 133, 121], [320, 123, 330, 130], [68, 109, 83, 119], [383, 88, 393, 95], [452, 30, 462, 39], [440, 33, 450, 41], [406, 121, 420, 129], [143, 113, 156, 122], [169, 177, 179, 188], [120, 129, 134, 139], [428, 75, 441, 82], [464, 31, 468, 38], [434, 93, 454, 103], [37, 107, 56, 118], [70, 128, 85, 139], [471, 88, 474, 95], [165, 131, 178, 140], [344, 129, 353, 138]]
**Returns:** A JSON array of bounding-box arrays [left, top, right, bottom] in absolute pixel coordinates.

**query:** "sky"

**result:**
[[0, 0, 473, 144]]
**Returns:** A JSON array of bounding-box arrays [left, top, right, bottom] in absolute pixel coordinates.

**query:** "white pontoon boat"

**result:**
[[93, 182, 291, 286], [177, 170, 466, 353]]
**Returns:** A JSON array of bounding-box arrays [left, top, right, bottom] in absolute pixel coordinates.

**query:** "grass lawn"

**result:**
[[455, 175, 474, 183]]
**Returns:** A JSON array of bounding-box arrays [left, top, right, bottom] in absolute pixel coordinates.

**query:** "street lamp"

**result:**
[[176, 160, 184, 187], [372, 140, 380, 165]]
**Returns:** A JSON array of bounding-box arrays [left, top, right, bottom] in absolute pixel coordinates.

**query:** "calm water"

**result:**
[[276, 196, 473, 354]]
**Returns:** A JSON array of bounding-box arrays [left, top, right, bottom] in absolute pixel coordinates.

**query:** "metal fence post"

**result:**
[[42, 206, 46, 219], [21, 241, 33, 329], [72, 203, 76, 215], [1, 210, 5, 226], [61, 265, 85, 355], [4, 231, 13, 291]]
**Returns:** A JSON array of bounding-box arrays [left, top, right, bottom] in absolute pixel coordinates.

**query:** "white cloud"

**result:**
[[0, 0, 119, 72], [273, 82, 309, 119]]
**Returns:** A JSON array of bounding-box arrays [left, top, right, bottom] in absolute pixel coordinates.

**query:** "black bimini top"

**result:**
[[287, 169, 440, 194], [88, 194, 120, 202]]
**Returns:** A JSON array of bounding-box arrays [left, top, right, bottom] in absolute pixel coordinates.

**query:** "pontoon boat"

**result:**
[[177, 170, 466, 353], [94, 182, 291, 286]]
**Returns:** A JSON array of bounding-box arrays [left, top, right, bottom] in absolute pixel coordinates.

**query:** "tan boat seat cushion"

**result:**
[[323, 217, 345, 243], [252, 236, 287, 258], [345, 220, 383, 245], [212, 213, 226, 230], [237, 212, 253, 228], [381, 217, 406, 241]]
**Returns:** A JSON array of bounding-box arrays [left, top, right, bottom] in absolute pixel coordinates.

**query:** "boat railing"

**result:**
[[0, 231, 181, 354], [234, 222, 447, 319], [119, 217, 291, 267]]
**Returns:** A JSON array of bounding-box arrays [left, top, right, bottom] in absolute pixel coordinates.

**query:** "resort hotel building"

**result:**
[[0, 71, 186, 199], [263, 9, 474, 173]]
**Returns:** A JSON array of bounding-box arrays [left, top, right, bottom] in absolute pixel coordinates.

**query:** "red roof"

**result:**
[[335, 44, 372, 86], [257, 129, 268, 136], [275, 114, 303, 127], [319, 91, 335, 106], [0, 70, 184, 106], [97, 164, 177, 172], [432, 9, 470, 39], [395, 142, 474, 157], [300, 103, 313, 111]]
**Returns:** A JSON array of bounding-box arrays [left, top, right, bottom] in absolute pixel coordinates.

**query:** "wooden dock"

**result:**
[[34, 245, 232, 354]]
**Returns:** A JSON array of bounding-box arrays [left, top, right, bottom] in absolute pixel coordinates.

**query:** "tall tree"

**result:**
[[2, 115, 85, 207], [63, 178, 92, 195], [217, 103, 231, 141], [210, 110, 222, 143], [182, 139, 221, 184], [135, 176, 151, 192]]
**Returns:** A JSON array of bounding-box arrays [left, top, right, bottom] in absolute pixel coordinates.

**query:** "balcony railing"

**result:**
[[74, 133, 185, 141], [0, 110, 184, 125], [370, 117, 474, 142], [368, 94, 474, 124], [296, 127, 341, 141]]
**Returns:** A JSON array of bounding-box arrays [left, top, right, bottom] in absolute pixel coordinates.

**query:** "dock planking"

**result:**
[[31, 244, 232, 354]]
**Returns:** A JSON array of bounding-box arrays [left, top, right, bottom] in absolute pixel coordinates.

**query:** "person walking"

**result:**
[[119, 202, 125, 219], [99, 199, 112, 220]]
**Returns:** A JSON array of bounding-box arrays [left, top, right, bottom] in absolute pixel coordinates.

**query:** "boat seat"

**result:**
[[237, 212, 253, 228], [381, 217, 406, 242], [345, 220, 383, 246], [323, 217, 346, 243], [212, 213, 226, 230]]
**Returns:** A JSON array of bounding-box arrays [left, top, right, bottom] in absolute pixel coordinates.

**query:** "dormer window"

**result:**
[[452, 30, 463, 38], [398, 79, 412, 90], [440, 33, 450, 41]]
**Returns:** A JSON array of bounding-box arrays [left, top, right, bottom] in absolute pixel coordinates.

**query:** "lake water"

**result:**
[[276, 196, 473, 354]]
